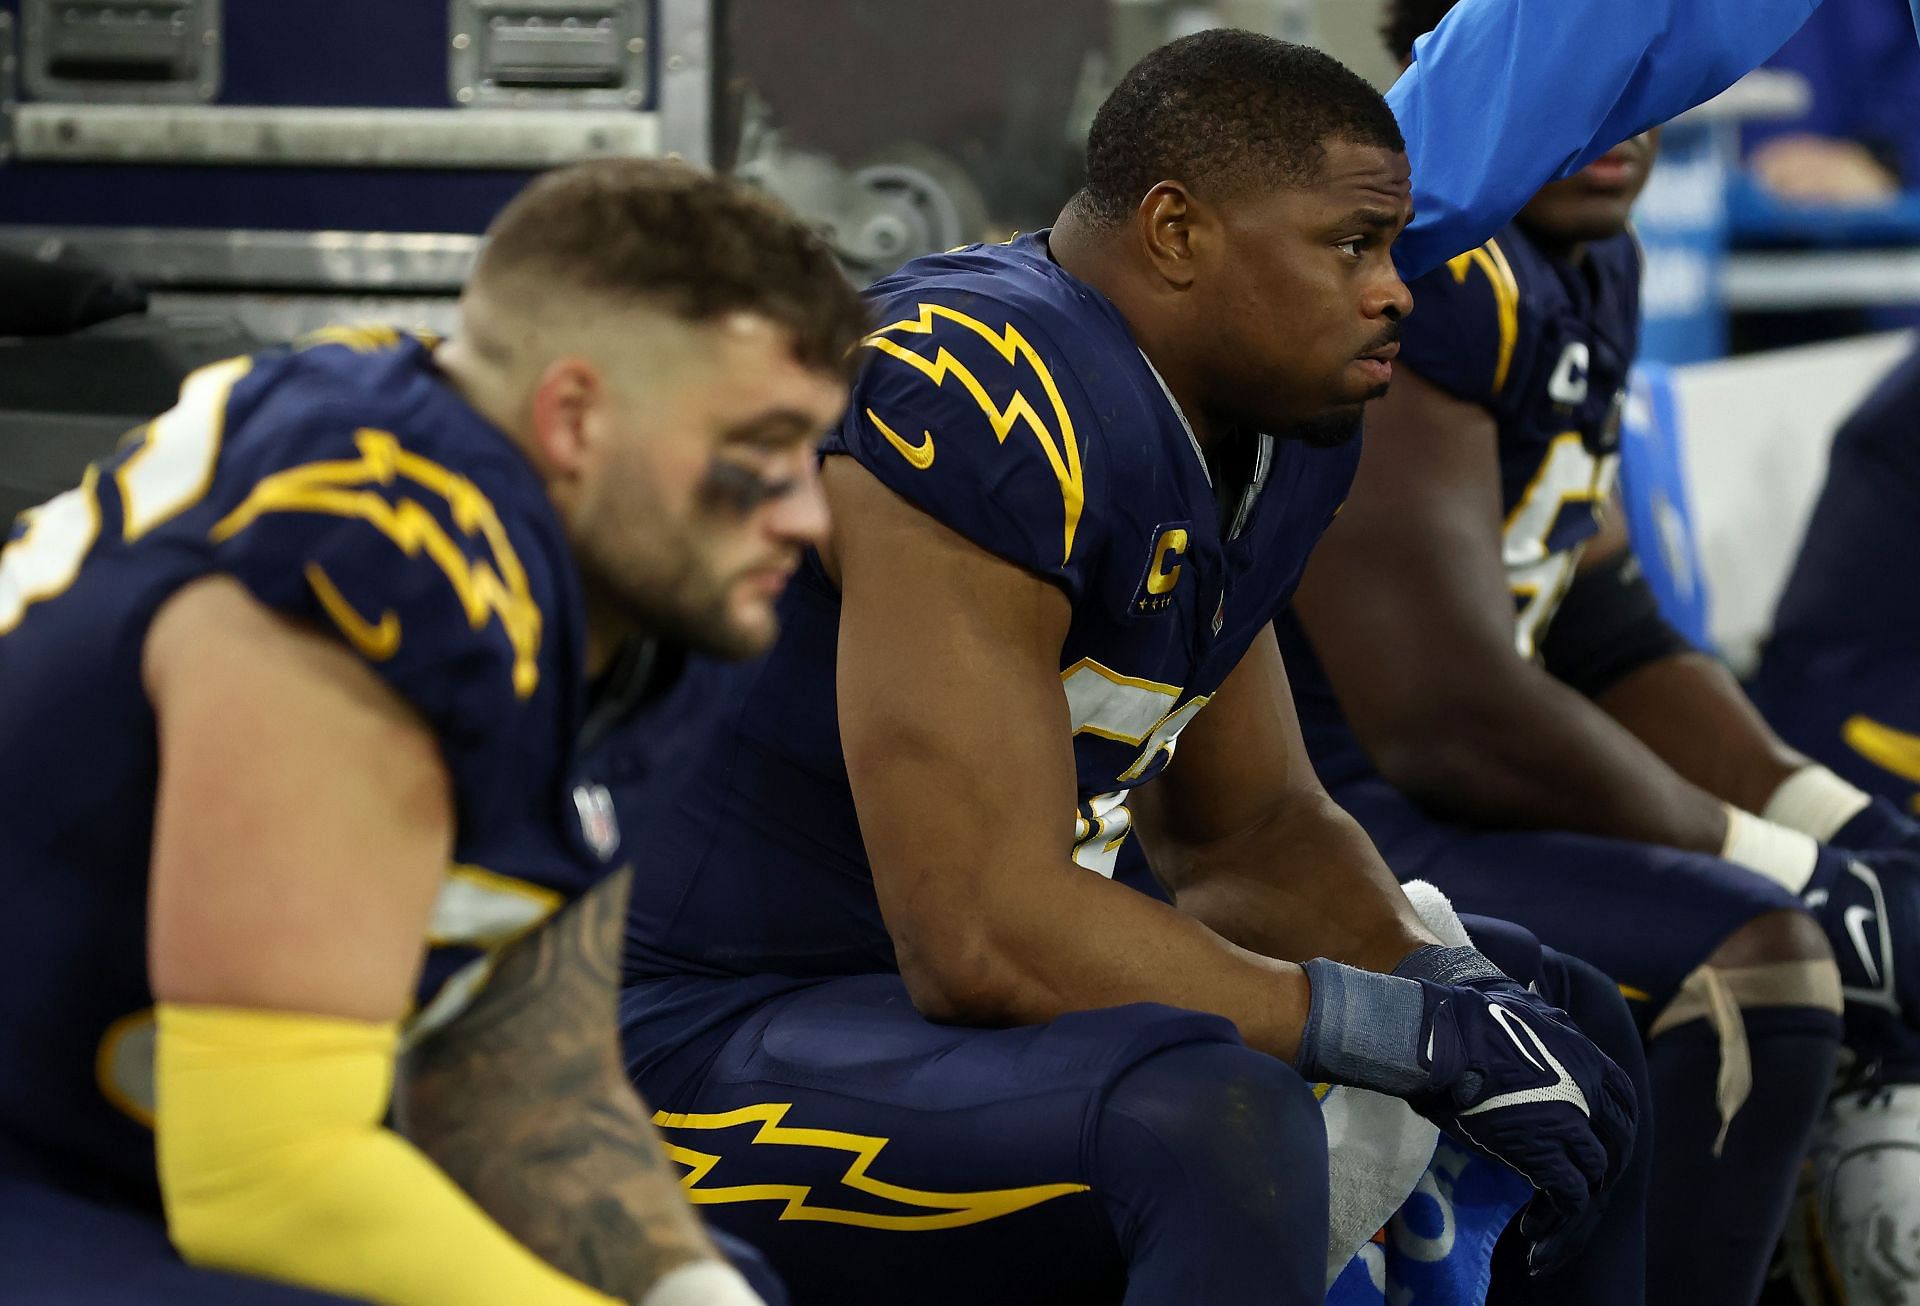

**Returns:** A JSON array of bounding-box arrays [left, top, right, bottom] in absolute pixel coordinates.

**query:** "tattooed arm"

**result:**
[[148, 580, 649, 1304], [395, 866, 719, 1298]]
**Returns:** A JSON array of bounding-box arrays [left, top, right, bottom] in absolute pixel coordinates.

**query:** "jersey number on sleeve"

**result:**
[[0, 357, 250, 635]]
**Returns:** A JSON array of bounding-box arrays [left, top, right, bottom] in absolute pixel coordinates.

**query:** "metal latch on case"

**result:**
[[449, 1, 654, 108], [22, 0, 220, 101], [485, 18, 622, 88]]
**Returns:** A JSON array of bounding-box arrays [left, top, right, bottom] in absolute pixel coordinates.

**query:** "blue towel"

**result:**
[[1326, 1139, 1532, 1306]]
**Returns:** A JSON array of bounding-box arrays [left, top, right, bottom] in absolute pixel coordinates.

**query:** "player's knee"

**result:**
[[1705, 907, 1834, 972], [1460, 913, 1544, 989], [1542, 948, 1646, 1075], [1096, 1040, 1327, 1216], [1654, 910, 1843, 1038]]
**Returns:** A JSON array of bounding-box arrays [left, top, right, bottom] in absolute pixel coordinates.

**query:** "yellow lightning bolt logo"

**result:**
[[862, 303, 1086, 566], [653, 1102, 1089, 1231], [210, 427, 543, 698], [1445, 237, 1520, 395], [294, 324, 442, 355]]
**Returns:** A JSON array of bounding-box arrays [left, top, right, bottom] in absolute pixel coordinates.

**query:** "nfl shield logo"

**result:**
[[572, 783, 621, 863]]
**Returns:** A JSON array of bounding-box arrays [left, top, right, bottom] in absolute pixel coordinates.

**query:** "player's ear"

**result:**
[[529, 357, 603, 479], [1138, 182, 1199, 290]]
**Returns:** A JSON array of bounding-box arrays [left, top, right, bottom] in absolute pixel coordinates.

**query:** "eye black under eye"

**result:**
[[698, 458, 797, 515]]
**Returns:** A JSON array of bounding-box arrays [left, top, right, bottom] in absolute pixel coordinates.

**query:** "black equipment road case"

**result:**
[[0, 0, 722, 307], [0, 0, 724, 519]]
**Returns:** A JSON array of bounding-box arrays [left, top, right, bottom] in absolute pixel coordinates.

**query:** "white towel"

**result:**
[[1320, 880, 1472, 1286]]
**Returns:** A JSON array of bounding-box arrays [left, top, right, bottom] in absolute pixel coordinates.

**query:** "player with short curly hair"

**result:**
[[602, 3, 1831, 1300]]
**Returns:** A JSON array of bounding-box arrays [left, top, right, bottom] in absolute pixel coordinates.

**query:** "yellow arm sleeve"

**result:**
[[155, 1003, 622, 1306]]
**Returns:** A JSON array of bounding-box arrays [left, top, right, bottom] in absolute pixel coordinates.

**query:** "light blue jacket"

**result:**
[[1390, 0, 1826, 276]]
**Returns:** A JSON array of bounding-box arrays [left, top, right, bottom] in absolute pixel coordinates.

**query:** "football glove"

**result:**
[[1405, 960, 1637, 1271], [1805, 846, 1920, 1056], [1297, 948, 1636, 1272], [1833, 794, 1920, 859]]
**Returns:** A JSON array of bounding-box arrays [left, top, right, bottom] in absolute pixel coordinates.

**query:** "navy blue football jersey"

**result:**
[[0, 329, 606, 1208], [1749, 347, 1920, 808], [1281, 223, 1643, 789], [614, 233, 1358, 980], [1768, 346, 1920, 655]]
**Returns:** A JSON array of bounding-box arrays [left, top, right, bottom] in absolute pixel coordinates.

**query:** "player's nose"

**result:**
[[767, 455, 830, 549], [1371, 268, 1414, 322]]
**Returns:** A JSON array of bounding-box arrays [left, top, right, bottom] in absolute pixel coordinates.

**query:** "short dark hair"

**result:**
[[1077, 29, 1405, 228], [1382, 0, 1460, 63], [476, 158, 870, 379]]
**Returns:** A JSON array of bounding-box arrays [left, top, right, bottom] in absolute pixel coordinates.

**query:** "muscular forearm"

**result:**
[[1148, 789, 1436, 974], [898, 863, 1315, 1062], [396, 869, 715, 1300], [1374, 664, 1728, 852], [1594, 652, 1808, 815]]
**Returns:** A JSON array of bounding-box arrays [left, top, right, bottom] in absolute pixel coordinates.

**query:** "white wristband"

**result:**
[[638, 1261, 766, 1306], [1720, 804, 1821, 894], [1761, 764, 1873, 844]]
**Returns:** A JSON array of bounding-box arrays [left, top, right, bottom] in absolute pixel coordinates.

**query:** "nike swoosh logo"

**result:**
[[305, 561, 400, 660], [1459, 1000, 1590, 1120], [1843, 714, 1920, 787], [1842, 861, 1901, 1012], [1487, 1002, 1547, 1072], [866, 408, 935, 470], [1845, 904, 1883, 986]]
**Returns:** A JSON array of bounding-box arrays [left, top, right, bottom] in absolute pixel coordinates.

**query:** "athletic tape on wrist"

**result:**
[[1762, 765, 1874, 845], [1720, 804, 1821, 894], [638, 1261, 764, 1306], [1297, 958, 1431, 1097]]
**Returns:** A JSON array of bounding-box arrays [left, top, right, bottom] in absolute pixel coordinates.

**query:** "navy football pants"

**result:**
[[620, 937, 1646, 1306], [1334, 777, 1803, 1019], [624, 972, 1322, 1305]]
